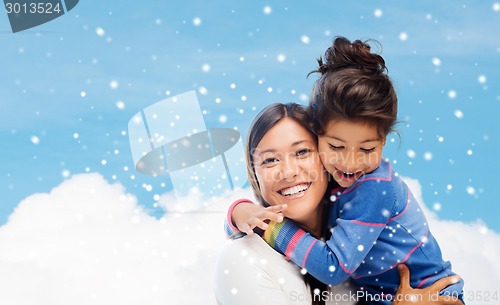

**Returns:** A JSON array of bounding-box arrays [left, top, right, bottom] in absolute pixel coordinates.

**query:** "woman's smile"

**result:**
[[277, 182, 312, 199]]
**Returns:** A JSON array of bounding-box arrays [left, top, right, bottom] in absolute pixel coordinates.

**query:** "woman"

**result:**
[[214, 103, 461, 305]]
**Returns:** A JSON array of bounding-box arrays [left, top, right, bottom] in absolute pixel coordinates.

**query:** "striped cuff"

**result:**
[[263, 218, 304, 259], [224, 198, 254, 238]]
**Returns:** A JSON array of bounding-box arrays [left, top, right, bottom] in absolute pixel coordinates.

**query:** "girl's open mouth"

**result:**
[[337, 170, 362, 182]]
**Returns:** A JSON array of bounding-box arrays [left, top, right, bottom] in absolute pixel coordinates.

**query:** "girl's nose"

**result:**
[[341, 151, 359, 171]]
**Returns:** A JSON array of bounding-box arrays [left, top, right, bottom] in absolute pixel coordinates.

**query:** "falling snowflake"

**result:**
[[399, 32, 408, 41], [478, 75, 487, 84], [116, 101, 126, 110], [95, 27, 105, 36], [219, 115, 227, 123], [454, 110, 464, 119], [277, 54, 286, 63], [448, 90, 457, 99], [62, 169, 71, 178], [193, 17, 202, 26], [432, 57, 441, 66], [201, 64, 211, 72], [110, 80, 119, 89], [198, 87, 208, 95], [466, 186, 476, 195], [30, 136, 40, 145], [374, 9, 383, 18], [301, 35, 310, 44], [263, 6, 272, 15], [407, 149, 416, 159]]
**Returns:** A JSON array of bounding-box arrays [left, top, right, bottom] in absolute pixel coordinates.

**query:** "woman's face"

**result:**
[[252, 117, 328, 223]]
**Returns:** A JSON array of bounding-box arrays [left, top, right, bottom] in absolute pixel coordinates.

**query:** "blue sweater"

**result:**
[[260, 159, 464, 304]]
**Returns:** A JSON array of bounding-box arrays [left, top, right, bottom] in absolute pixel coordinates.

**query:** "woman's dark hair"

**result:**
[[245, 103, 317, 206], [308, 36, 398, 138], [245, 102, 329, 305]]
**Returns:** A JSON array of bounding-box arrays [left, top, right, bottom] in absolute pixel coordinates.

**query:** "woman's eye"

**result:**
[[262, 157, 278, 165], [296, 149, 311, 156], [361, 147, 376, 153], [329, 144, 344, 150]]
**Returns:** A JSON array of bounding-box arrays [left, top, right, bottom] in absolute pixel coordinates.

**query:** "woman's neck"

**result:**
[[296, 204, 324, 238]]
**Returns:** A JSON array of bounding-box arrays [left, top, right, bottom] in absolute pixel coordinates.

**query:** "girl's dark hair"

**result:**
[[245, 102, 329, 305], [308, 36, 398, 138]]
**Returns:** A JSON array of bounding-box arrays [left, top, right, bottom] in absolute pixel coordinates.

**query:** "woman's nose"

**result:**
[[280, 158, 299, 179]]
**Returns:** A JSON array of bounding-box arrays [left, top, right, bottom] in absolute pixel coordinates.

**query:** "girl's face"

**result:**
[[317, 119, 385, 188], [253, 118, 328, 223]]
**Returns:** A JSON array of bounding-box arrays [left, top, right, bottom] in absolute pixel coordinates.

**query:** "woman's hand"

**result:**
[[393, 264, 462, 305], [232, 202, 287, 235]]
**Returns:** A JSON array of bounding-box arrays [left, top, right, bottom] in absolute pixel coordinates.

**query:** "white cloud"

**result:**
[[0, 174, 498, 305], [0, 173, 238, 305]]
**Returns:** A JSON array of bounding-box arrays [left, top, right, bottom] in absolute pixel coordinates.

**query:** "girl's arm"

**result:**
[[224, 199, 287, 238], [262, 179, 396, 285]]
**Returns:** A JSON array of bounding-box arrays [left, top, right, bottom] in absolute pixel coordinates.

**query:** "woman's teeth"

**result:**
[[279, 183, 310, 196]]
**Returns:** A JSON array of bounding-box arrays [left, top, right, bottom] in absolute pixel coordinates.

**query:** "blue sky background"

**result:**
[[1, 1, 499, 232]]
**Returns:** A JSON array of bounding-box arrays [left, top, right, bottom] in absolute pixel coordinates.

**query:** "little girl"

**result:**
[[226, 37, 464, 304]]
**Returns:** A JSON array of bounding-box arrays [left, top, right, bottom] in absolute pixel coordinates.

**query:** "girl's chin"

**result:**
[[334, 178, 355, 188]]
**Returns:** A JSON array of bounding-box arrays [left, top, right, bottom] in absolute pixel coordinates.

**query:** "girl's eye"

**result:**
[[361, 147, 376, 153], [329, 144, 344, 150], [296, 148, 311, 157]]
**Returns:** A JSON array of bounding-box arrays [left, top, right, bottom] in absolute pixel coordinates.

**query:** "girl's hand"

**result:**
[[232, 202, 287, 235], [393, 264, 462, 305]]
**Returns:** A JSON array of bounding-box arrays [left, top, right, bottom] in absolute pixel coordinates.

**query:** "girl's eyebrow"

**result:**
[[326, 135, 346, 142], [326, 135, 380, 144]]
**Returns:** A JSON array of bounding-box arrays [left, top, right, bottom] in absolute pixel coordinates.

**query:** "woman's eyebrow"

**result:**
[[257, 140, 313, 156], [257, 149, 276, 156], [291, 140, 313, 146]]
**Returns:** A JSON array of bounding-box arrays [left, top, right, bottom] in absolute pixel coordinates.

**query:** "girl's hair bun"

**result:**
[[315, 36, 387, 76]]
